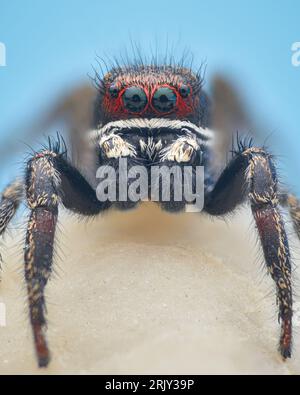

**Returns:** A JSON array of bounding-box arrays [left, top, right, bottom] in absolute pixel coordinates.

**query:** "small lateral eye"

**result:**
[[122, 86, 148, 113], [179, 84, 191, 98], [152, 87, 177, 113], [109, 84, 120, 98]]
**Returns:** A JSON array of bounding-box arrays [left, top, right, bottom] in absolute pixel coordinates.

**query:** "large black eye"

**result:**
[[122, 86, 147, 113], [152, 87, 177, 113]]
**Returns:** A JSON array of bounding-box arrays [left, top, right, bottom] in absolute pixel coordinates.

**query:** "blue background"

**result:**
[[0, 0, 299, 190]]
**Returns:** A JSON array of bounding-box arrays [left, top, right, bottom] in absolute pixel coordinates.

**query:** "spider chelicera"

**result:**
[[0, 62, 300, 367]]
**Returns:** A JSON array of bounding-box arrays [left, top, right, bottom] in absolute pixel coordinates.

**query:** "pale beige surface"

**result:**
[[0, 203, 299, 374]]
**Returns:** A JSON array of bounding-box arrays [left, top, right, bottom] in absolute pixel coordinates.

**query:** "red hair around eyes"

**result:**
[[103, 83, 194, 118]]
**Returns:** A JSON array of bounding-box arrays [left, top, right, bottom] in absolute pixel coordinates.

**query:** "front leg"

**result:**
[[204, 147, 292, 359], [25, 149, 106, 367], [0, 180, 23, 236]]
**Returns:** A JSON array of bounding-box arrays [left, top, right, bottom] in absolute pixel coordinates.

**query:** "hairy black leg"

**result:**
[[279, 193, 300, 240], [54, 154, 111, 215], [205, 147, 293, 359], [25, 149, 106, 367], [0, 180, 23, 236]]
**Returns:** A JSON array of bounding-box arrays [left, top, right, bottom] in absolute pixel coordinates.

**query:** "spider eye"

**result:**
[[152, 87, 177, 113], [122, 86, 148, 113], [179, 84, 191, 98], [109, 84, 120, 98]]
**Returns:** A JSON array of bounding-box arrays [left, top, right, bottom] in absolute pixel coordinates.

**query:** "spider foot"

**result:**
[[33, 323, 50, 368], [279, 319, 292, 360]]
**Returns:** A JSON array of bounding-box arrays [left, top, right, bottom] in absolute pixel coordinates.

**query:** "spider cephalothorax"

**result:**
[[0, 59, 299, 368], [89, 64, 213, 212]]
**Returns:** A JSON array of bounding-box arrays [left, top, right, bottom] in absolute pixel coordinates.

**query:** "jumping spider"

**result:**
[[0, 61, 300, 368]]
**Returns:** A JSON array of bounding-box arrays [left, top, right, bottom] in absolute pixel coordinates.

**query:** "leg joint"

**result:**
[[243, 148, 278, 206]]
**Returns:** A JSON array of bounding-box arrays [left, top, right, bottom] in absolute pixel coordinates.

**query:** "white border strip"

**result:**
[[95, 118, 214, 141]]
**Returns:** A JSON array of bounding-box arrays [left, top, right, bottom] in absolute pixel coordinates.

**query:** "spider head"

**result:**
[[94, 65, 210, 127]]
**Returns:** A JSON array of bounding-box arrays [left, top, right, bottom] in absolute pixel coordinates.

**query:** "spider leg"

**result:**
[[0, 180, 24, 236], [279, 192, 300, 240], [25, 149, 107, 367], [204, 147, 292, 359]]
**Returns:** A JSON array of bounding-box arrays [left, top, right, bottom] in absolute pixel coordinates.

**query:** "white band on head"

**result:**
[[94, 118, 214, 141]]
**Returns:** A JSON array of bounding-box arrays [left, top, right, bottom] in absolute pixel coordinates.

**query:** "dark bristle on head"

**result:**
[[92, 62, 205, 95], [91, 53, 210, 128]]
